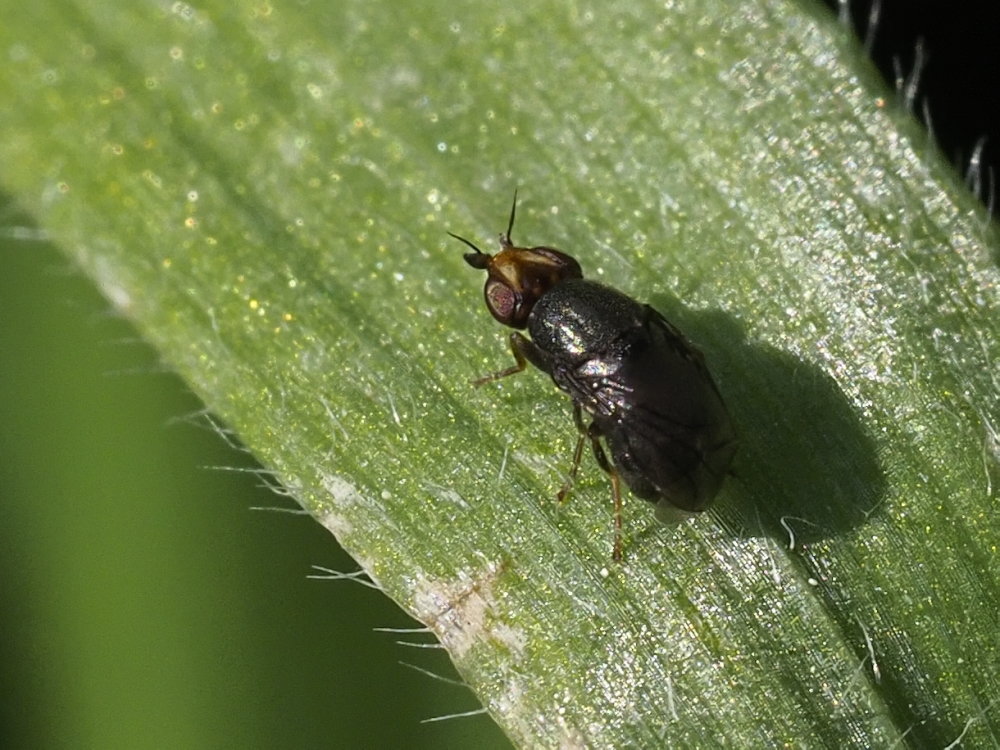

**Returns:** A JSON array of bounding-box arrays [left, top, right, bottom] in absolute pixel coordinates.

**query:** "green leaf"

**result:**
[[2, 1, 998, 746]]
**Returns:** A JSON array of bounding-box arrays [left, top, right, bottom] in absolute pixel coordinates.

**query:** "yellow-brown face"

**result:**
[[468, 242, 583, 328], [450, 192, 584, 328]]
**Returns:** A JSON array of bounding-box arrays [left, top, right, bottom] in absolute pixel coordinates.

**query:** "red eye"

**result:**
[[485, 280, 518, 325]]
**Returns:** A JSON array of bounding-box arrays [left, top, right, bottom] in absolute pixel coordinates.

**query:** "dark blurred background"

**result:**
[[2, 4, 997, 749], [821, 0, 1000, 213]]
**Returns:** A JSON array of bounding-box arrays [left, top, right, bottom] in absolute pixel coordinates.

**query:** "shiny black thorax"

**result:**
[[523, 278, 734, 512]]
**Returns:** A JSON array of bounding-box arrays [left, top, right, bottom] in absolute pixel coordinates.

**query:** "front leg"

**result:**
[[472, 332, 553, 386]]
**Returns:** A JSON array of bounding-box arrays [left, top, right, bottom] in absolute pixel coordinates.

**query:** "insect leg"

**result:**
[[472, 332, 552, 386], [586, 423, 624, 562], [608, 469, 624, 562], [556, 402, 588, 503]]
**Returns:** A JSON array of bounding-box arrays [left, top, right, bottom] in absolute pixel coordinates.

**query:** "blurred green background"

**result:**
[[0, 205, 511, 748]]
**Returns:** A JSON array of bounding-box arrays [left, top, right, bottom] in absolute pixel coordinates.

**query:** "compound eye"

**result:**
[[484, 280, 519, 326]]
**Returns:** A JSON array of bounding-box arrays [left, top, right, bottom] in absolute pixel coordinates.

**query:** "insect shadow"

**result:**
[[646, 295, 886, 545]]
